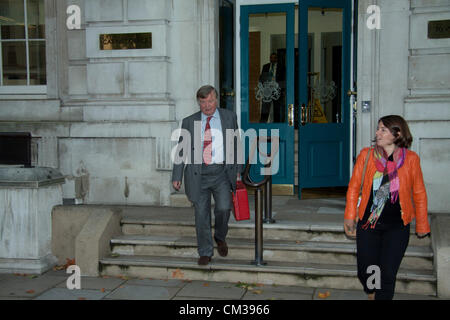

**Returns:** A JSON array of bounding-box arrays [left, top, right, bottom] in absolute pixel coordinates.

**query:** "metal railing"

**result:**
[[241, 137, 275, 266]]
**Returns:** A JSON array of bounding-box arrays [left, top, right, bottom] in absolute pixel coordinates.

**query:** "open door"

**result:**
[[297, 0, 352, 197], [220, 0, 235, 110], [240, 4, 295, 193]]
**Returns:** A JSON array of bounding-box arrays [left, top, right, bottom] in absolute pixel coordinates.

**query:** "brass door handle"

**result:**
[[288, 104, 294, 126], [221, 91, 235, 97], [347, 90, 357, 97], [300, 103, 306, 126]]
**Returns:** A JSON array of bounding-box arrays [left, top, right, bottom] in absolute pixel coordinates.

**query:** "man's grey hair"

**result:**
[[196, 85, 218, 102]]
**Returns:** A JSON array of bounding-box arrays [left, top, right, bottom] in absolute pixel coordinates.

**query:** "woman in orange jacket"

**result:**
[[344, 115, 430, 300]]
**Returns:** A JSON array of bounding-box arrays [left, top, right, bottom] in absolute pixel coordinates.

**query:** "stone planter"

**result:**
[[0, 167, 65, 274]]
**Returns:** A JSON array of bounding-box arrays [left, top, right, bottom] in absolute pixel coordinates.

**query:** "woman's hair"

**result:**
[[377, 115, 413, 148]]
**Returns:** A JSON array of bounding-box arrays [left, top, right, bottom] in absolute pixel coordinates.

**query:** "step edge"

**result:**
[[99, 256, 437, 282], [110, 237, 433, 258]]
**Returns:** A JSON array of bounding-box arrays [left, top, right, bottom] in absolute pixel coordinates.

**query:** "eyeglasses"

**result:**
[[199, 98, 217, 106]]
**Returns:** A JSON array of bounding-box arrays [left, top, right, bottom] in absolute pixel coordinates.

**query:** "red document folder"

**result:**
[[232, 181, 250, 221]]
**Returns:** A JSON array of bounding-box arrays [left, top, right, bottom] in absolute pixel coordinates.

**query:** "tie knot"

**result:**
[[207, 116, 213, 123]]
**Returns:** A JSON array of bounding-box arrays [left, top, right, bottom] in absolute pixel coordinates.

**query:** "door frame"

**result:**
[[240, 3, 296, 189], [297, 0, 352, 196], [235, 0, 355, 194]]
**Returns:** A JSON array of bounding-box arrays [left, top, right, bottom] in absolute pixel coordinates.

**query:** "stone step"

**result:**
[[110, 235, 434, 270], [99, 255, 437, 296], [120, 216, 431, 247]]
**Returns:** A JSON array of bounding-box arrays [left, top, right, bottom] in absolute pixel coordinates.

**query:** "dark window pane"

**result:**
[[0, 0, 26, 39], [2, 41, 27, 85], [27, 0, 45, 39], [29, 40, 46, 84]]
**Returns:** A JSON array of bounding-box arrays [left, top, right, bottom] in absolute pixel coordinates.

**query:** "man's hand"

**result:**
[[172, 181, 181, 191]]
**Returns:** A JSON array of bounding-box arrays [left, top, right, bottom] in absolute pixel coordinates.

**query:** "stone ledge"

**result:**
[[431, 214, 450, 298], [0, 167, 65, 189], [75, 208, 122, 277]]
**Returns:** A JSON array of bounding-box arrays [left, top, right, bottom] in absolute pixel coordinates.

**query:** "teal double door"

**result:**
[[240, 0, 352, 197]]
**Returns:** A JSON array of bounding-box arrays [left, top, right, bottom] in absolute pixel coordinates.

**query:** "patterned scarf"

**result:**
[[362, 146, 406, 229]]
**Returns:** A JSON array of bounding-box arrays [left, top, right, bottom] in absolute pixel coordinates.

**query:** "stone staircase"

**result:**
[[98, 201, 437, 296]]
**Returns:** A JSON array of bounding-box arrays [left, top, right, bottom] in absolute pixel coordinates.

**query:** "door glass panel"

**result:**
[[307, 8, 343, 123], [248, 12, 286, 123]]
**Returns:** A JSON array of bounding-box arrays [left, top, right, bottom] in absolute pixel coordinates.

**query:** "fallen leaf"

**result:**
[[203, 283, 210, 287], [236, 282, 254, 289], [65, 258, 76, 267], [100, 288, 105, 293], [78, 297, 86, 300], [53, 258, 76, 271], [252, 290, 263, 295], [172, 268, 184, 279], [317, 291, 331, 299], [25, 290, 35, 294]]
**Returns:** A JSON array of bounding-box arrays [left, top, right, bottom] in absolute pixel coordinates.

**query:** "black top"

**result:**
[[362, 154, 403, 227]]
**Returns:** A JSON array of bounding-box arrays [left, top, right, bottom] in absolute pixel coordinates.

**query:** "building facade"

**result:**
[[0, 0, 449, 213]]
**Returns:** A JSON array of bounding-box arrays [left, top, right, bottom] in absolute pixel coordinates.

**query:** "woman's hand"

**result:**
[[344, 218, 358, 239], [416, 232, 430, 239]]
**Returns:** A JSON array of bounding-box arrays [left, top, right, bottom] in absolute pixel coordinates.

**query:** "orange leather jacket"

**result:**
[[344, 147, 430, 234]]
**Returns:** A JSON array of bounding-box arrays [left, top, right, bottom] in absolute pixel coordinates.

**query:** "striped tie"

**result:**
[[203, 116, 213, 165]]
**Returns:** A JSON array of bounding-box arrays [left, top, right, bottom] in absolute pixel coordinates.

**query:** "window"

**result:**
[[0, 0, 46, 93]]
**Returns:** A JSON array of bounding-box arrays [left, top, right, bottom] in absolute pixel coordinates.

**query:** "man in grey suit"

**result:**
[[172, 85, 242, 266]]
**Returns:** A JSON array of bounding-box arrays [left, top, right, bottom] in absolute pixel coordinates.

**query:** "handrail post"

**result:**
[[263, 173, 275, 224], [253, 187, 266, 266], [242, 136, 273, 267]]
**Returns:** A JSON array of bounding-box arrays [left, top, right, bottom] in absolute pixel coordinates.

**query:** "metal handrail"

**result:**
[[241, 136, 274, 266]]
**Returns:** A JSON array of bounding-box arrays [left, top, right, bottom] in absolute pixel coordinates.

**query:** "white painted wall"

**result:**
[[0, 0, 219, 206], [357, 0, 450, 213]]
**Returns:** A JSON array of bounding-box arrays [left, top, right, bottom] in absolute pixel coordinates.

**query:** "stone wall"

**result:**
[[357, 0, 450, 213], [405, 0, 450, 213], [0, 0, 219, 205]]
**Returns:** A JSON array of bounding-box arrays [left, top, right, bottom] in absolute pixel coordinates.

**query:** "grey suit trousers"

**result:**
[[193, 163, 232, 257]]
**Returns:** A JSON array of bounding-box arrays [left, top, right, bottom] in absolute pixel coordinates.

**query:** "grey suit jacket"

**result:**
[[171, 108, 243, 203]]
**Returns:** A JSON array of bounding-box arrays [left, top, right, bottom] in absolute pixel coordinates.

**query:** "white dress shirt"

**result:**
[[201, 109, 224, 164]]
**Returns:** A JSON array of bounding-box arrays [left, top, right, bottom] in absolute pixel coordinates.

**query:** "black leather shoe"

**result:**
[[198, 256, 211, 266], [214, 237, 228, 257]]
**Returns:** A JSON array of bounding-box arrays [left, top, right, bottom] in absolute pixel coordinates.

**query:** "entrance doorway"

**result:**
[[240, 0, 352, 198]]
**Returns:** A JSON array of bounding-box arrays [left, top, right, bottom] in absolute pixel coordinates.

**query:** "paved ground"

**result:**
[[1, 196, 443, 301], [0, 268, 440, 300]]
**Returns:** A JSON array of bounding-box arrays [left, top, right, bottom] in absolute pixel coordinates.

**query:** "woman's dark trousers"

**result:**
[[356, 221, 410, 300]]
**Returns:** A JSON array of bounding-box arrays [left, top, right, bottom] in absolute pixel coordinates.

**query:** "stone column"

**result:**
[[0, 167, 65, 274]]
